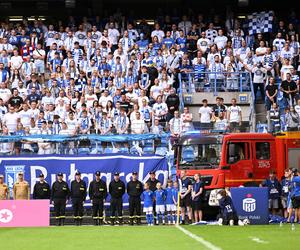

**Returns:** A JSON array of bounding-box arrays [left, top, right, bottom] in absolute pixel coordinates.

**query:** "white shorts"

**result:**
[[166, 204, 177, 212], [156, 205, 165, 213], [143, 206, 153, 213]]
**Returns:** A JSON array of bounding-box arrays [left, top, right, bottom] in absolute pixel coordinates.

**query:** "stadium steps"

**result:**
[[255, 103, 267, 124]]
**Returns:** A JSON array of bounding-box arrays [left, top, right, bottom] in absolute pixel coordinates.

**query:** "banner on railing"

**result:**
[[0, 133, 169, 143], [0, 155, 168, 203]]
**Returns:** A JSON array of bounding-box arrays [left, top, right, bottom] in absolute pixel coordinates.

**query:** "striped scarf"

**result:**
[[22, 45, 34, 58], [263, 54, 273, 68]]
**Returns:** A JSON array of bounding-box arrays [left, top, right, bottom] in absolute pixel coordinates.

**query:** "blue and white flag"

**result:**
[[248, 11, 274, 35]]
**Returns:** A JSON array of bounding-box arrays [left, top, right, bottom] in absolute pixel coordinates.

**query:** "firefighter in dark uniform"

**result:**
[[70, 172, 87, 226], [146, 171, 159, 220], [51, 172, 70, 226], [88, 171, 107, 225], [33, 173, 51, 199], [127, 171, 143, 225], [109, 172, 125, 225]]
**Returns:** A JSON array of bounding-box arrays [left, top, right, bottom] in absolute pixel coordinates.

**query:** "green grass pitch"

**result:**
[[0, 224, 299, 250]]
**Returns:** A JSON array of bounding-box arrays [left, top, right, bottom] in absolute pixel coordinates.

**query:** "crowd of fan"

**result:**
[[0, 12, 299, 154]]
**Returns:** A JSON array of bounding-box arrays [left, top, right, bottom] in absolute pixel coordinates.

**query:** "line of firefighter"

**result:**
[[0, 170, 158, 226]]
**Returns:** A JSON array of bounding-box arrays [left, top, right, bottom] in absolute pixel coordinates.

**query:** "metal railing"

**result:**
[[178, 71, 252, 95]]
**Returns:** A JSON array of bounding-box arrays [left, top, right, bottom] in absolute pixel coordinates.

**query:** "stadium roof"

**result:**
[[0, 0, 296, 17]]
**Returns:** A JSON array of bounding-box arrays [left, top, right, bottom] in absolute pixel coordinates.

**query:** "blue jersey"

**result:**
[[176, 37, 187, 52], [172, 188, 178, 203], [162, 38, 175, 49], [262, 178, 281, 199], [155, 189, 166, 205], [136, 39, 149, 53], [165, 187, 174, 205], [219, 196, 236, 216], [292, 176, 300, 198], [281, 178, 291, 197], [143, 190, 154, 208]]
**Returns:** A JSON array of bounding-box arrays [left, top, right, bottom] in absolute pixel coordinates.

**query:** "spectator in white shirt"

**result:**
[[252, 63, 267, 102], [169, 110, 183, 143], [255, 41, 267, 63], [198, 99, 212, 129], [280, 42, 294, 62], [227, 98, 242, 132], [10, 49, 23, 71], [280, 58, 294, 80], [19, 103, 32, 128], [2, 106, 20, 133], [150, 78, 163, 100], [214, 29, 228, 51], [197, 32, 210, 54], [0, 126, 14, 155], [63, 31, 78, 52], [152, 95, 168, 123], [131, 111, 145, 134], [108, 22, 120, 52], [151, 23, 165, 43]]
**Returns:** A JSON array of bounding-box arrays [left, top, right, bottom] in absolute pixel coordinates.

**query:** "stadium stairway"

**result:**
[[184, 92, 253, 131], [255, 103, 267, 124]]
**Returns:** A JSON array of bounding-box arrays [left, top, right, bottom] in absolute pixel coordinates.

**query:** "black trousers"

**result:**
[[110, 197, 123, 218], [129, 196, 141, 217], [92, 199, 104, 219], [54, 198, 66, 219], [254, 82, 265, 101], [72, 198, 84, 219]]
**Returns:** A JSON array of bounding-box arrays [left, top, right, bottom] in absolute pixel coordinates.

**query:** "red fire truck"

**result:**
[[175, 131, 300, 190]]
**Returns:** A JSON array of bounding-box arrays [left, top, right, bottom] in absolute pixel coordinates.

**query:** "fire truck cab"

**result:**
[[175, 131, 300, 190]]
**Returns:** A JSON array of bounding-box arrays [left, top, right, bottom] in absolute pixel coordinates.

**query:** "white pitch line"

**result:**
[[249, 236, 269, 244], [176, 225, 222, 250]]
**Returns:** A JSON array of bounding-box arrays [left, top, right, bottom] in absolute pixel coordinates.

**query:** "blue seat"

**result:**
[[155, 147, 168, 156], [90, 142, 102, 154], [77, 148, 90, 155], [160, 137, 168, 147], [144, 139, 153, 146], [119, 147, 129, 154], [143, 146, 154, 154], [182, 147, 195, 162]]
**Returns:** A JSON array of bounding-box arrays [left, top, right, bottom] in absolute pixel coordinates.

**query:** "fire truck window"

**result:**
[[227, 143, 246, 164], [256, 142, 270, 160]]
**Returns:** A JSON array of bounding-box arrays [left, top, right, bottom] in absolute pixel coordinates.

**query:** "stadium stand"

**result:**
[[0, 9, 299, 156]]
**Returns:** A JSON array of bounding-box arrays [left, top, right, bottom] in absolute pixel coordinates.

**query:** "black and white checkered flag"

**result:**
[[248, 11, 274, 35]]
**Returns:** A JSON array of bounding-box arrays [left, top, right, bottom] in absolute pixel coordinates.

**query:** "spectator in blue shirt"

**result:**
[[291, 169, 300, 223], [162, 31, 175, 49], [261, 170, 281, 215], [192, 173, 204, 223]]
